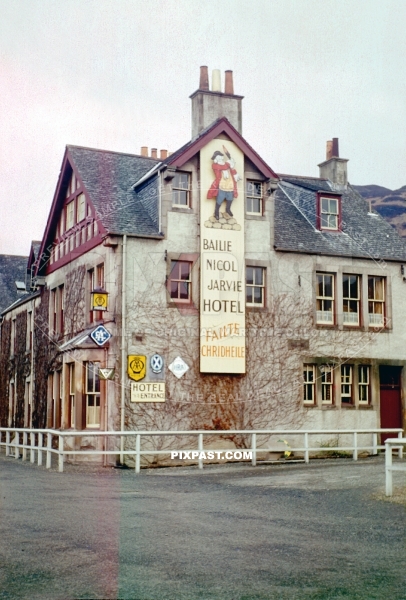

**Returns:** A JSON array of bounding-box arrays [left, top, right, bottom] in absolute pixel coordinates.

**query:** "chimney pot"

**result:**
[[332, 138, 339, 157], [224, 70, 234, 95], [160, 149, 168, 159], [212, 69, 222, 92], [326, 140, 333, 160], [151, 148, 157, 159], [199, 66, 209, 91], [141, 146, 148, 157]]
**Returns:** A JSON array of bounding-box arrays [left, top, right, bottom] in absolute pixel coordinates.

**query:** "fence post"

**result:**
[[135, 434, 141, 474], [353, 432, 358, 461], [385, 441, 393, 496], [6, 431, 10, 456], [46, 433, 52, 469], [58, 435, 64, 473], [252, 433, 257, 467], [15, 432, 19, 459], [22, 432, 27, 461], [30, 432, 35, 463], [397, 431, 403, 459], [198, 433, 204, 470], [38, 433, 43, 466], [304, 432, 309, 464], [372, 433, 378, 455]]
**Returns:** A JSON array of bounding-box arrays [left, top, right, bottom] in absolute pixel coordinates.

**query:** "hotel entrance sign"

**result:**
[[199, 139, 245, 373]]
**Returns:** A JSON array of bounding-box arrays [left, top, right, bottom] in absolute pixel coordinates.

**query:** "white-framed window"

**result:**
[[169, 260, 192, 302], [343, 275, 360, 325], [358, 365, 370, 404], [66, 200, 75, 230], [321, 366, 334, 404], [246, 180, 263, 215], [368, 276, 385, 326], [316, 273, 334, 324], [303, 365, 316, 404], [172, 172, 191, 207], [320, 197, 339, 230], [85, 362, 100, 428], [89, 264, 105, 322], [341, 364, 353, 404], [68, 363, 75, 428], [76, 193, 86, 222], [246, 266, 265, 307]]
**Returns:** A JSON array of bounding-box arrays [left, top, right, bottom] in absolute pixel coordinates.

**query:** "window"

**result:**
[[341, 365, 353, 404], [89, 265, 105, 322], [320, 197, 339, 230], [358, 366, 370, 404], [77, 193, 86, 222], [246, 267, 265, 307], [172, 172, 191, 207], [68, 363, 75, 428], [303, 365, 316, 404], [85, 362, 100, 428], [246, 180, 263, 215], [66, 200, 75, 230], [169, 260, 192, 302], [321, 366, 333, 404], [368, 276, 385, 326], [50, 285, 64, 335], [343, 275, 360, 325], [316, 273, 334, 324]]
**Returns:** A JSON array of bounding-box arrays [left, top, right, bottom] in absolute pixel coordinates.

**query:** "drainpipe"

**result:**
[[120, 234, 127, 464]]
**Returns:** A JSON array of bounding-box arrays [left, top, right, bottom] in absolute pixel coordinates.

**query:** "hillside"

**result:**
[[353, 184, 406, 237]]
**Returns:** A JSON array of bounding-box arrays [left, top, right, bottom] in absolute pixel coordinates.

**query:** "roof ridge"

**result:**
[[67, 144, 160, 161]]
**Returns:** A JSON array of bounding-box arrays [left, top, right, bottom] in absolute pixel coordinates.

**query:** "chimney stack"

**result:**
[[224, 70, 234, 94], [199, 66, 209, 91], [318, 138, 348, 189], [151, 148, 157, 159], [190, 66, 243, 137], [140, 146, 148, 157]]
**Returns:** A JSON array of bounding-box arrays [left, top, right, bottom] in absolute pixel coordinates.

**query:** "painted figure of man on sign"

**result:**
[[207, 145, 241, 220]]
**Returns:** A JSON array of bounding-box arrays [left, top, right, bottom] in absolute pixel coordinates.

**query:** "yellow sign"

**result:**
[[127, 355, 146, 381], [91, 292, 108, 311], [131, 382, 165, 402]]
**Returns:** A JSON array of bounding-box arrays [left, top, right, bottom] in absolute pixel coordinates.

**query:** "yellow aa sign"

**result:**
[[127, 355, 146, 381], [91, 291, 108, 311]]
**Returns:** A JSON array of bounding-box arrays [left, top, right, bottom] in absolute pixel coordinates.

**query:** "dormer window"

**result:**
[[320, 197, 339, 230]]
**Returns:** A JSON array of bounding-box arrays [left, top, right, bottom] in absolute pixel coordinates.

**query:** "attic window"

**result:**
[[319, 196, 340, 230]]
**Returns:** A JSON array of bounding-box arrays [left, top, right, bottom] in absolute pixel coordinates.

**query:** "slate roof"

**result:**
[[274, 176, 406, 261], [67, 146, 162, 236], [0, 255, 29, 315]]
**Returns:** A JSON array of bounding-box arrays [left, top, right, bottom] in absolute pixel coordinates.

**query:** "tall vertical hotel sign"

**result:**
[[200, 139, 245, 373]]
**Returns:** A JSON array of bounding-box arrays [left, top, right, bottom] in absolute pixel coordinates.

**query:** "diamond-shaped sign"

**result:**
[[90, 325, 112, 347], [168, 356, 189, 379]]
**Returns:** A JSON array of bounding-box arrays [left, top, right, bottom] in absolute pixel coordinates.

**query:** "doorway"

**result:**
[[379, 366, 403, 443]]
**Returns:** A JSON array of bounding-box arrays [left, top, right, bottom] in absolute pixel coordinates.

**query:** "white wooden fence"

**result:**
[[0, 427, 403, 474], [385, 437, 406, 496]]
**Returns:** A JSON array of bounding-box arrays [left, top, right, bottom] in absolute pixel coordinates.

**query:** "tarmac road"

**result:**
[[0, 454, 405, 600]]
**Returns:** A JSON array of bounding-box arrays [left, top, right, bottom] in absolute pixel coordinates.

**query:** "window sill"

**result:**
[[341, 404, 355, 409], [246, 305, 267, 312], [321, 405, 336, 409], [358, 405, 374, 409], [245, 214, 265, 221], [171, 206, 193, 213]]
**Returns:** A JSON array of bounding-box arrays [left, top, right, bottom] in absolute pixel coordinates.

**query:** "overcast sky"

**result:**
[[1, 0, 406, 255]]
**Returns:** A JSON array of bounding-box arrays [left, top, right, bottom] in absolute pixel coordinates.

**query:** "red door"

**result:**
[[379, 366, 402, 443]]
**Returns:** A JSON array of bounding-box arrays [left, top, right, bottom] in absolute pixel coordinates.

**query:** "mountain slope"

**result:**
[[353, 184, 406, 237]]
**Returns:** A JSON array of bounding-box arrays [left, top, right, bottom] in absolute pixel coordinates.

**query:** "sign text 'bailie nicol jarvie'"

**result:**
[[200, 139, 245, 373]]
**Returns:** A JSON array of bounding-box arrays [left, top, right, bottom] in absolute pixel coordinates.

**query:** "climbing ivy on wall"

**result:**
[[0, 319, 11, 426]]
